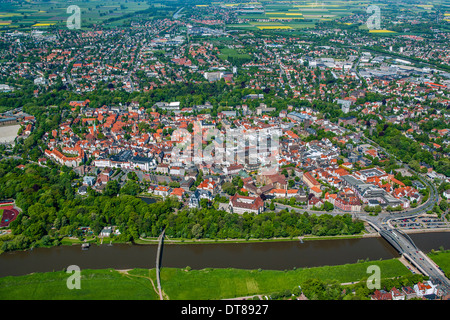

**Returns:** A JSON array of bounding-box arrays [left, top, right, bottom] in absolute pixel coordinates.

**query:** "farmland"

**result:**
[[213, 0, 450, 33], [0, 0, 170, 30], [2, 0, 448, 33]]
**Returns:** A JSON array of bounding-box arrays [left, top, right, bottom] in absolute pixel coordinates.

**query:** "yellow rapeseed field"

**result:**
[[369, 29, 396, 33], [32, 23, 56, 27]]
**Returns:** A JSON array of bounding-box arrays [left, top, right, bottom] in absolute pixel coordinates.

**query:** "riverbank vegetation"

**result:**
[[368, 123, 450, 177], [135, 232, 367, 245], [0, 258, 412, 300], [0, 159, 365, 254], [428, 248, 450, 279]]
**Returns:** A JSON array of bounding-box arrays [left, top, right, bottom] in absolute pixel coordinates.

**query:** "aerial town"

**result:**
[[0, 0, 449, 304]]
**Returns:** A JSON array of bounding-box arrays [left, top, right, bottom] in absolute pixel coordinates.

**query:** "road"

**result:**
[[376, 224, 450, 288], [156, 229, 165, 300], [356, 136, 449, 289], [274, 133, 448, 290]]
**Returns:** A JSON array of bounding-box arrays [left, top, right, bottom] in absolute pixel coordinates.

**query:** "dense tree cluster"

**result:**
[[165, 208, 363, 240], [0, 159, 364, 252], [370, 123, 450, 176]]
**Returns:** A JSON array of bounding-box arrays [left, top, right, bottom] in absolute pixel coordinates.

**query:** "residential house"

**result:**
[[188, 189, 213, 208], [390, 287, 405, 300], [100, 227, 112, 237], [170, 166, 185, 176], [156, 164, 169, 174], [154, 185, 170, 198], [414, 281, 437, 297], [443, 189, 450, 199], [170, 188, 185, 201], [371, 289, 392, 300], [83, 176, 96, 186], [197, 178, 218, 195], [180, 177, 195, 192], [78, 185, 88, 195], [310, 186, 322, 198], [224, 164, 244, 175], [401, 286, 416, 299]]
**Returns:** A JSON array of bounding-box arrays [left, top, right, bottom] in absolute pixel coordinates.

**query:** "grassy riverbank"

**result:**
[[428, 250, 450, 275], [0, 233, 367, 255], [0, 268, 160, 300], [134, 232, 368, 245], [0, 258, 410, 300], [156, 259, 409, 300]]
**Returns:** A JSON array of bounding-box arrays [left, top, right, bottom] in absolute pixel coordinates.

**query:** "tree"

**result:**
[[24, 223, 46, 241], [195, 169, 204, 187], [408, 160, 420, 172], [232, 176, 244, 189], [323, 201, 334, 212], [104, 180, 120, 197], [40, 235, 52, 247], [191, 224, 203, 239], [138, 122, 150, 133], [289, 197, 296, 207], [200, 198, 209, 208], [222, 182, 237, 196], [288, 179, 295, 189], [301, 278, 343, 300], [169, 181, 180, 188], [269, 201, 275, 211], [439, 200, 448, 212], [127, 172, 138, 181], [120, 180, 141, 196]]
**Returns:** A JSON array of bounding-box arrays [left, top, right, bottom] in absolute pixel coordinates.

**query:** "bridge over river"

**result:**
[[367, 220, 450, 292], [360, 166, 450, 293], [156, 229, 165, 300]]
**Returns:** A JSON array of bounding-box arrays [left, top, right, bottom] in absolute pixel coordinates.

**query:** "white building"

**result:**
[[170, 166, 185, 176], [413, 281, 437, 297], [443, 189, 450, 199], [100, 227, 112, 237], [94, 159, 111, 168]]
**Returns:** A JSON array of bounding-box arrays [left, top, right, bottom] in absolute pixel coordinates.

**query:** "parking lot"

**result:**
[[392, 215, 450, 231]]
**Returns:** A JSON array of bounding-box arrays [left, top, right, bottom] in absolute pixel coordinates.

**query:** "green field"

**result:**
[[0, 0, 155, 30], [0, 268, 160, 300], [158, 259, 409, 299], [0, 258, 410, 300], [218, 47, 252, 63], [230, 0, 364, 31], [429, 250, 450, 275]]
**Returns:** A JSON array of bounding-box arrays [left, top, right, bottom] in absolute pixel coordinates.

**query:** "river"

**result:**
[[139, 197, 157, 204], [0, 232, 448, 278]]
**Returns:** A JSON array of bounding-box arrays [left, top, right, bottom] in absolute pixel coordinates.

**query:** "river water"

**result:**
[[0, 232, 448, 278]]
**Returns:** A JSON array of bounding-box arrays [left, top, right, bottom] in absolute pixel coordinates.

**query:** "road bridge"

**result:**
[[373, 221, 450, 292], [156, 228, 165, 300]]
